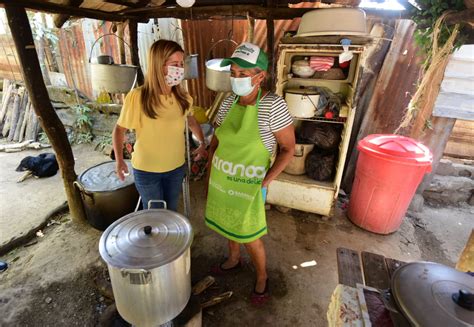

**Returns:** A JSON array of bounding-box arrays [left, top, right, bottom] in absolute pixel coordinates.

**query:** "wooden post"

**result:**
[[266, 16, 275, 92], [128, 20, 144, 86], [5, 5, 86, 223], [118, 23, 126, 65]]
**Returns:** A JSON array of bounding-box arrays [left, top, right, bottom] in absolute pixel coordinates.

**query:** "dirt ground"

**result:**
[[1, 144, 473, 326]]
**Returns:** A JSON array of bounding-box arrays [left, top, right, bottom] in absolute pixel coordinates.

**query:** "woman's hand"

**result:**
[[192, 143, 208, 161], [115, 159, 129, 181]]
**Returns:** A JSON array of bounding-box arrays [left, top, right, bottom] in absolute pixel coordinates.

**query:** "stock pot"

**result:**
[[99, 208, 193, 327], [75, 160, 138, 231]]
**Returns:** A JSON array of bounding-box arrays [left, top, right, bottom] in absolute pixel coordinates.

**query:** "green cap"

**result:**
[[220, 42, 268, 71]]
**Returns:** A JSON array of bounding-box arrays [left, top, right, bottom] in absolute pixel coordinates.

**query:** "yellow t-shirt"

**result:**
[[117, 88, 193, 173]]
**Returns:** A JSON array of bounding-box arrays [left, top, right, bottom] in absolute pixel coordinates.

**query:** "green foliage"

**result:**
[[71, 104, 94, 144], [410, 0, 467, 60], [39, 131, 50, 144], [95, 135, 112, 152]]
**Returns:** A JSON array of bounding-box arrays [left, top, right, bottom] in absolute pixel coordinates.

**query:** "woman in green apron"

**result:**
[[205, 43, 295, 305]]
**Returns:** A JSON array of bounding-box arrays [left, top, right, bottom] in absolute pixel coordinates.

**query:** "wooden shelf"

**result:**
[[276, 172, 335, 189]]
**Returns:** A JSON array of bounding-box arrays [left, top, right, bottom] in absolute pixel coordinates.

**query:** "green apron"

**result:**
[[205, 90, 270, 243]]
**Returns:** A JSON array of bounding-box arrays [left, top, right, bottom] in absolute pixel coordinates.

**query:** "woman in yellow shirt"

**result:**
[[112, 40, 206, 211]]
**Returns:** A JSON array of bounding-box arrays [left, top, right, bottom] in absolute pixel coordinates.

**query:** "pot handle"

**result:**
[[121, 269, 152, 285], [147, 200, 167, 210], [88, 33, 132, 64], [206, 39, 238, 62], [294, 145, 305, 157], [73, 181, 95, 204]]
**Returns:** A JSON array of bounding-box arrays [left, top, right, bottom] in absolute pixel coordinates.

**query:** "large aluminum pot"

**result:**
[[99, 208, 193, 327], [74, 161, 139, 231], [285, 88, 320, 118]]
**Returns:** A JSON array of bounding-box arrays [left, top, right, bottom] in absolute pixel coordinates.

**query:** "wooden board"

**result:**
[[361, 252, 390, 290], [384, 258, 406, 279], [444, 120, 474, 159], [336, 247, 364, 287]]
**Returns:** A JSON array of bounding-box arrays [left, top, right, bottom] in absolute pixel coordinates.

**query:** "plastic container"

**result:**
[[348, 134, 432, 234]]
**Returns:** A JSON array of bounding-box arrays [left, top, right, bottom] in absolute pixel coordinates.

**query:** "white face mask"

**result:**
[[165, 66, 185, 87], [230, 76, 256, 97]]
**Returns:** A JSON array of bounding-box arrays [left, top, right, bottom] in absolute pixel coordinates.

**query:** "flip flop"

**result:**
[[251, 278, 270, 306], [209, 258, 243, 276]]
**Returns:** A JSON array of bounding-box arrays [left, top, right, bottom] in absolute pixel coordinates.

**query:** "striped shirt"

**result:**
[[215, 92, 293, 155]]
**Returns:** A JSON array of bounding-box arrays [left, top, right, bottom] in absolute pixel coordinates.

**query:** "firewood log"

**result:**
[[13, 89, 28, 141], [8, 87, 24, 141], [18, 100, 31, 142]]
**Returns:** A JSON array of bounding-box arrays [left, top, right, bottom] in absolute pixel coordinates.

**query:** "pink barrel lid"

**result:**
[[358, 134, 433, 167]]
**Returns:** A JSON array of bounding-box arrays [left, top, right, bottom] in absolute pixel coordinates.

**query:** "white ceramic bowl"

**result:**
[[291, 60, 315, 78], [296, 8, 367, 37]]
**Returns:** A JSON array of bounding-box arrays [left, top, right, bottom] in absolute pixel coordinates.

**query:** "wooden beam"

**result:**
[[0, 0, 134, 22], [5, 4, 87, 223], [123, 5, 316, 19], [53, 0, 83, 28], [128, 20, 144, 86], [121, 5, 406, 20]]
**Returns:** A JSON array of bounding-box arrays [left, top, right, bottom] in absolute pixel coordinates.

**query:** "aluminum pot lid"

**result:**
[[99, 209, 193, 270], [391, 261, 474, 326], [79, 161, 134, 192]]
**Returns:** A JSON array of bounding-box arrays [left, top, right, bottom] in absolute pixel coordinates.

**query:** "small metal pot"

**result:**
[[284, 143, 315, 175], [75, 161, 139, 231], [99, 208, 193, 327], [285, 89, 320, 118], [184, 54, 199, 80], [205, 59, 232, 92]]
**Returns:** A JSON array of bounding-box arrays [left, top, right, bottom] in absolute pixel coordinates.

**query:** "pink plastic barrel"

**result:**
[[348, 134, 432, 234]]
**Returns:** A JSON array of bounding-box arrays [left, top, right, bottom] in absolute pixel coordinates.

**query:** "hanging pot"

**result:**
[[99, 207, 193, 327], [89, 33, 138, 93], [285, 88, 320, 118], [205, 39, 238, 92], [284, 144, 315, 175], [74, 161, 139, 231], [184, 54, 199, 80]]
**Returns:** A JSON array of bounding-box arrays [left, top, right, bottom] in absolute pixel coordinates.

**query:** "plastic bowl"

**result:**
[[296, 8, 367, 37]]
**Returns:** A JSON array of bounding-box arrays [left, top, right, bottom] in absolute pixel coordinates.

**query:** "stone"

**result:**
[[45, 297, 52, 304], [436, 159, 456, 176], [275, 205, 292, 214], [408, 194, 424, 212], [452, 162, 474, 179], [423, 175, 474, 206]]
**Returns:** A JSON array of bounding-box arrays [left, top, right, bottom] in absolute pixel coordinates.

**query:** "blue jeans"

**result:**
[[133, 165, 185, 211]]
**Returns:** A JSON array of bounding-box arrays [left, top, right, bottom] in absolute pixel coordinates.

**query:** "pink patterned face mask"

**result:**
[[165, 66, 185, 86]]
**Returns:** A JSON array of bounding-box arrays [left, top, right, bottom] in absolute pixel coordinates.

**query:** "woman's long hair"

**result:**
[[141, 40, 190, 118]]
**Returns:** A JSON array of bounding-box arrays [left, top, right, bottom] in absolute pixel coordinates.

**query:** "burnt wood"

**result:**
[[361, 251, 391, 289], [5, 5, 86, 222], [337, 247, 364, 287]]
